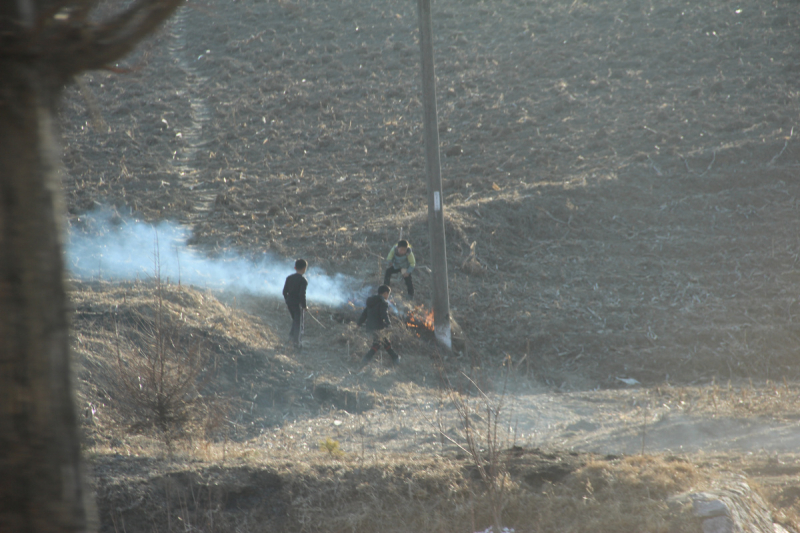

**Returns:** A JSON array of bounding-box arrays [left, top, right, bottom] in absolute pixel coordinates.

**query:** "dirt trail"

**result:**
[[166, 7, 215, 217], [504, 389, 800, 455]]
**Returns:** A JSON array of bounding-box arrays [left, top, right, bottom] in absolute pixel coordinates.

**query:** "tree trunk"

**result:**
[[0, 62, 88, 531], [0, 0, 190, 530]]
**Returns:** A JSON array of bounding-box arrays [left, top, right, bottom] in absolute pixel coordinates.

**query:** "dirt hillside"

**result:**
[[63, 0, 800, 387], [59, 0, 800, 531]]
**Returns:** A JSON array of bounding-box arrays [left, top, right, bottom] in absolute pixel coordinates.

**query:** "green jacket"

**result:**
[[385, 245, 415, 273]]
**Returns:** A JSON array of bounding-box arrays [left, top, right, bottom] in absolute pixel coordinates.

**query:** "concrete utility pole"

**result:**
[[417, 0, 451, 349]]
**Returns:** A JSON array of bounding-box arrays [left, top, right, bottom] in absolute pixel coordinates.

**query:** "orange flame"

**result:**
[[405, 305, 434, 336]]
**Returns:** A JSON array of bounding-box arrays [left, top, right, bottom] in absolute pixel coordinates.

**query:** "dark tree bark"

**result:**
[[0, 1, 182, 530]]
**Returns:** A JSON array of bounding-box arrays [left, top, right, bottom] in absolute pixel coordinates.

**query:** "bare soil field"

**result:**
[[59, 0, 800, 531]]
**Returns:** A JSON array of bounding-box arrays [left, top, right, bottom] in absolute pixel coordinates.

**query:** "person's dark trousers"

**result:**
[[286, 301, 304, 346], [362, 331, 399, 365], [383, 266, 414, 297]]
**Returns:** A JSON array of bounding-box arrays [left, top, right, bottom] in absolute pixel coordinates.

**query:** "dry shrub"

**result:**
[[571, 455, 699, 501], [438, 365, 513, 533], [509, 455, 705, 533], [459, 240, 487, 276], [429, 383, 707, 533], [111, 273, 219, 447]]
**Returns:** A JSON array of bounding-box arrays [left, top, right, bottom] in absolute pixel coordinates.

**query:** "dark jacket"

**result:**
[[357, 295, 391, 331], [283, 273, 308, 308]]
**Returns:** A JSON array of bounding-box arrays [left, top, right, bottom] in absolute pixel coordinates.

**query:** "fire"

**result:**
[[405, 305, 434, 337]]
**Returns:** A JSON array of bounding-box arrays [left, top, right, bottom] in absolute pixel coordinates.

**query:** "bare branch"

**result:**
[[45, 0, 183, 79]]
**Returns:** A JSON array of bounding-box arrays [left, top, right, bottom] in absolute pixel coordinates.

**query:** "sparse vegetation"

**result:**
[[111, 298, 205, 444], [318, 437, 345, 458], [89, 448, 717, 533], [437, 362, 514, 533], [73, 279, 800, 532], [59, 0, 800, 530], [101, 245, 225, 449]]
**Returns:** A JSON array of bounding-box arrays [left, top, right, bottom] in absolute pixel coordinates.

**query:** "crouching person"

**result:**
[[357, 285, 400, 366], [384, 239, 415, 299]]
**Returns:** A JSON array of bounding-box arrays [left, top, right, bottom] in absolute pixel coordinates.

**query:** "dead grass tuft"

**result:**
[[510, 455, 707, 533]]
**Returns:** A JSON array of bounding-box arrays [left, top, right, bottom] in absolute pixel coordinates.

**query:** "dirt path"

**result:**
[[166, 7, 216, 217], [257, 365, 800, 459], [214, 291, 800, 463]]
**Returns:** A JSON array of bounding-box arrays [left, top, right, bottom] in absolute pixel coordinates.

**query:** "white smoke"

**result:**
[[66, 209, 355, 307]]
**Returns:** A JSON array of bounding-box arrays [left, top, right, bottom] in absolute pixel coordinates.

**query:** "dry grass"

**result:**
[[503, 458, 704, 533], [436, 362, 515, 532], [88, 443, 717, 533], [56, 0, 800, 528], [633, 380, 800, 420], [72, 280, 270, 451], [111, 274, 213, 444], [72, 279, 800, 532]]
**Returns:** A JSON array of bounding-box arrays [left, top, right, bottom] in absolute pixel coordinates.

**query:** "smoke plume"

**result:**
[[66, 209, 355, 307]]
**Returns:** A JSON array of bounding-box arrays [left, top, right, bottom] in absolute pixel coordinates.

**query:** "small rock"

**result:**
[[692, 495, 729, 518], [702, 515, 734, 533]]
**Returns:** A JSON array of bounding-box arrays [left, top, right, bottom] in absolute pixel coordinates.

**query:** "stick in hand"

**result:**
[[306, 308, 328, 329]]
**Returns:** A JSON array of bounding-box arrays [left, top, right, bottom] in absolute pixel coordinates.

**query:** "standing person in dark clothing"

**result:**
[[383, 239, 416, 299], [282, 259, 308, 348], [357, 285, 400, 366]]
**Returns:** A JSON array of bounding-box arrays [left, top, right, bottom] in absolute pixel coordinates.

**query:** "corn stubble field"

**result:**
[[62, 0, 800, 531]]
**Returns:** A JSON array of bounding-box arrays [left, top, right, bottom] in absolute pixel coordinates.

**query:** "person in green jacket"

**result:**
[[383, 239, 415, 299]]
